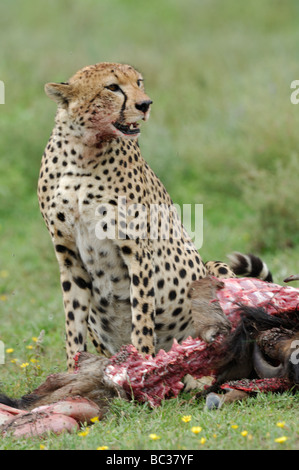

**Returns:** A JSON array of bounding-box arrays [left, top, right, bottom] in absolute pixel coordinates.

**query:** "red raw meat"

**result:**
[[217, 277, 299, 327], [105, 338, 224, 407], [220, 377, 291, 394]]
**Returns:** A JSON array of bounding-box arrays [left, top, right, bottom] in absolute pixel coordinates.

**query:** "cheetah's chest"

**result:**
[[52, 175, 131, 307], [75, 210, 133, 354], [74, 193, 130, 297]]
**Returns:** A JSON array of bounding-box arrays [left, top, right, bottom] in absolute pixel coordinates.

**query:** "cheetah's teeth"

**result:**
[[113, 121, 140, 136]]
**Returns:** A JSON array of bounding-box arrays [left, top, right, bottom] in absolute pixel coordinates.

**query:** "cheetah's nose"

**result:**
[[135, 100, 153, 114]]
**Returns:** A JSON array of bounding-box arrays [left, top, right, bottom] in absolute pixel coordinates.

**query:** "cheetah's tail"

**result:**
[[227, 252, 273, 282]]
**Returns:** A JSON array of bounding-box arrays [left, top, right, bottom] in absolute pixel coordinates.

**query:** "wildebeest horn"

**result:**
[[253, 343, 284, 378], [284, 274, 299, 283]]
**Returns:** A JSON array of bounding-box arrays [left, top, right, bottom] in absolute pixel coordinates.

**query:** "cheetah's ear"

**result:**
[[44, 82, 73, 108]]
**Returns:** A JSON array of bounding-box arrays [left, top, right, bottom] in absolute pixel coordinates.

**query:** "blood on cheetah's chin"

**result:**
[[113, 121, 141, 137]]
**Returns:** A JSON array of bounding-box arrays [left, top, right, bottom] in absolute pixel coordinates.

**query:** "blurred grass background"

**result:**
[[0, 0, 299, 450]]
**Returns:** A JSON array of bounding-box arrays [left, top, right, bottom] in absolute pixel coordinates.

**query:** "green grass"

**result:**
[[1, 0, 299, 450], [1, 391, 298, 450]]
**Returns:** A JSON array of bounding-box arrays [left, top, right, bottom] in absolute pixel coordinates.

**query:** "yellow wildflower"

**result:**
[[20, 362, 29, 368], [240, 430, 248, 437], [26, 345, 33, 350], [6, 348, 14, 354], [200, 437, 206, 444], [0, 295, 7, 301], [191, 426, 202, 434], [32, 337, 38, 342], [181, 415, 192, 423], [231, 424, 238, 429], [40, 444, 46, 450], [0, 270, 9, 278], [78, 428, 90, 437], [149, 433, 161, 440], [97, 446, 109, 450], [276, 421, 286, 428], [90, 416, 100, 423], [274, 436, 288, 443]]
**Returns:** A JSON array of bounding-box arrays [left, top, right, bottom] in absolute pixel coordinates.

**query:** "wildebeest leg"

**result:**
[[205, 389, 248, 410]]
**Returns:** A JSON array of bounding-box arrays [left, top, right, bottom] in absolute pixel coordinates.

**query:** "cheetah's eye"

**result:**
[[105, 84, 121, 92], [137, 79, 143, 88]]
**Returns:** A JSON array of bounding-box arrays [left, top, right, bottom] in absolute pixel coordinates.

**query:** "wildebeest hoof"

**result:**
[[205, 393, 223, 410]]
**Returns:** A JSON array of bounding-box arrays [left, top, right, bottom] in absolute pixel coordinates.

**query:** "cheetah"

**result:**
[[38, 62, 234, 371]]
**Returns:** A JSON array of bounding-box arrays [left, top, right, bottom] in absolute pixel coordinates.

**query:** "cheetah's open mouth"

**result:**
[[113, 121, 140, 136]]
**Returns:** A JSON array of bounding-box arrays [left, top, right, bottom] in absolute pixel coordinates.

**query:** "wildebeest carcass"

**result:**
[[1, 275, 299, 435]]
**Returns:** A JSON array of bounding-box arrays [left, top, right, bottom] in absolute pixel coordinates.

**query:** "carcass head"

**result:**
[[254, 328, 299, 384], [210, 305, 299, 388]]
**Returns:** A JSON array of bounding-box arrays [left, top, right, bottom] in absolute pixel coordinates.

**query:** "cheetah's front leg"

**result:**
[[54, 242, 92, 371], [120, 242, 156, 356]]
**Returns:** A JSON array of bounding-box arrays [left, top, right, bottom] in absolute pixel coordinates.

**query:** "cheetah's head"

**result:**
[[45, 62, 152, 145]]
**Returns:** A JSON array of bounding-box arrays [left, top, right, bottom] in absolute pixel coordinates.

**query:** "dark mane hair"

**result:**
[[205, 305, 299, 392]]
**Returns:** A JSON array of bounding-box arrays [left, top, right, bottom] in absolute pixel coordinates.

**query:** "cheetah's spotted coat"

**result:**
[[38, 63, 233, 370]]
